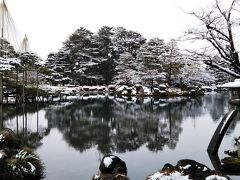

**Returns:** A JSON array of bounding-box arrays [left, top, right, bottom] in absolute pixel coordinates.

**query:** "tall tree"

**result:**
[[162, 39, 183, 85], [0, 38, 17, 58], [137, 38, 168, 85], [97, 26, 116, 85], [113, 52, 141, 85], [18, 51, 43, 68], [180, 54, 216, 86], [63, 27, 104, 85], [111, 27, 146, 57]]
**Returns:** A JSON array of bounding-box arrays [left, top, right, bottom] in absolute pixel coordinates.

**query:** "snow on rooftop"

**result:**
[[221, 79, 240, 88]]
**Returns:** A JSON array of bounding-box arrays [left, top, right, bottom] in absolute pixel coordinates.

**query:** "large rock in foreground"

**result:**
[[0, 128, 44, 180], [93, 154, 129, 180], [146, 159, 230, 180]]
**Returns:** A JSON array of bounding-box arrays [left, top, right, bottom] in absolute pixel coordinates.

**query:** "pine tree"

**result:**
[[137, 38, 168, 85], [18, 51, 43, 69]]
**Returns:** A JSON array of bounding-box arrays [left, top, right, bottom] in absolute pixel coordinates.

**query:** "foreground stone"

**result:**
[[223, 136, 240, 173], [93, 155, 129, 180], [146, 159, 230, 180], [0, 128, 44, 180]]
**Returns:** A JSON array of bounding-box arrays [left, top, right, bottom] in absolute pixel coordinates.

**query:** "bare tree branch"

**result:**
[[184, 0, 240, 77]]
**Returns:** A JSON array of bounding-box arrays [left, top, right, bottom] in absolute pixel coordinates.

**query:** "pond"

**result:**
[[1, 92, 240, 180]]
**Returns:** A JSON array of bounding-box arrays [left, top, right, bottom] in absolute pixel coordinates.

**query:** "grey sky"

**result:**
[[6, 0, 212, 59]]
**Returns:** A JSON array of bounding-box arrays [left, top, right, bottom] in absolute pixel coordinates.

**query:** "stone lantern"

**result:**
[[221, 79, 240, 106]]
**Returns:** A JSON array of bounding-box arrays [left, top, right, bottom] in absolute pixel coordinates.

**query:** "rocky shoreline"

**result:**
[[93, 155, 230, 180]]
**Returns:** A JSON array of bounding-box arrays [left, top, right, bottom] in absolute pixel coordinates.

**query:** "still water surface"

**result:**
[[2, 93, 240, 179]]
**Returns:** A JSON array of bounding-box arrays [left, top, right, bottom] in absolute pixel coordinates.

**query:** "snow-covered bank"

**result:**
[[38, 84, 204, 97]]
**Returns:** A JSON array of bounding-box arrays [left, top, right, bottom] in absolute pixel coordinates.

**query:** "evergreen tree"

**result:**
[[162, 39, 184, 86], [97, 26, 116, 85], [0, 38, 17, 58], [113, 52, 141, 85], [111, 27, 146, 57], [62, 27, 105, 85], [44, 50, 70, 85], [18, 51, 43, 69], [137, 38, 168, 85]]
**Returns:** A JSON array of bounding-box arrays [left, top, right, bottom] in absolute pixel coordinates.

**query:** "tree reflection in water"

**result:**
[[44, 95, 228, 154], [1, 93, 236, 155], [1, 103, 50, 150], [3, 93, 240, 179]]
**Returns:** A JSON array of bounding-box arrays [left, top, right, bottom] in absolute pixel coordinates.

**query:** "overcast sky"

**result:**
[[5, 0, 212, 59]]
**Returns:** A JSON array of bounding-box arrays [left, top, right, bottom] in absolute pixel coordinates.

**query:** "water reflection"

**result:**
[[42, 93, 230, 154], [1, 93, 235, 155], [1, 103, 50, 149], [3, 93, 240, 180], [204, 93, 230, 121]]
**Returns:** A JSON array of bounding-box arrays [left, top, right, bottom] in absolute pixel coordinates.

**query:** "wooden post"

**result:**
[[16, 67, 19, 103], [16, 106, 19, 135], [36, 69, 39, 102], [25, 109, 27, 133], [0, 105, 3, 129], [59, 93, 62, 102], [168, 104, 172, 140], [22, 104, 25, 133], [6, 92, 8, 104], [151, 79, 153, 93], [37, 103, 39, 133], [0, 73, 3, 104], [22, 70, 25, 103]]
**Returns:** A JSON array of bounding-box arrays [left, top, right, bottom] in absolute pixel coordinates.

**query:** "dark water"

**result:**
[[1, 93, 240, 180]]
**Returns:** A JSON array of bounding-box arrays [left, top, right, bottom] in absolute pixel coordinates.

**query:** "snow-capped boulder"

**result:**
[[222, 136, 240, 173], [93, 155, 128, 179], [116, 85, 128, 95], [143, 86, 151, 96], [99, 155, 127, 175], [146, 159, 229, 180], [0, 128, 20, 149], [159, 84, 167, 90], [0, 128, 44, 179], [108, 85, 116, 94], [126, 87, 132, 94], [97, 86, 106, 94], [153, 87, 160, 95], [83, 85, 90, 92]]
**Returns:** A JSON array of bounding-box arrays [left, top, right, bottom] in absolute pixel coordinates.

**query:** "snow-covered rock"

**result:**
[[99, 155, 127, 175], [147, 159, 229, 180], [93, 155, 128, 179], [159, 84, 167, 90], [108, 85, 116, 92], [147, 171, 189, 180]]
